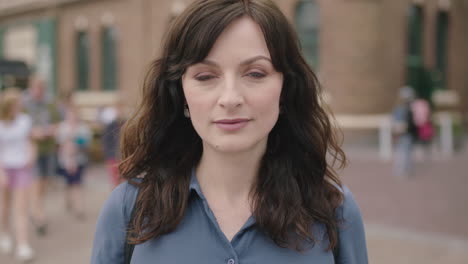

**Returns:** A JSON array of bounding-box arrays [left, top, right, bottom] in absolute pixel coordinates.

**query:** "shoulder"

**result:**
[[336, 185, 363, 224], [17, 113, 31, 121], [91, 181, 140, 263], [102, 181, 140, 221], [93, 181, 140, 235], [17, 113, 32, 128], [334, 185, 369, 263]]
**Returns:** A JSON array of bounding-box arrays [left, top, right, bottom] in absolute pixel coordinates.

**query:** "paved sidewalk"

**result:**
[[343, 143, 468, 264], [342, 148, 468, 240], [366, 224, 468, 264]]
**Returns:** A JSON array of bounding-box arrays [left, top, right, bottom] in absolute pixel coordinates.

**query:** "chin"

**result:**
[[212, 144, 250, 153], [207, 137, 267, 154]]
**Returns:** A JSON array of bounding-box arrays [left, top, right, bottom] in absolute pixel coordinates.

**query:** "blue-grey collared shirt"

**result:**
[[91, 174, 368, 264]]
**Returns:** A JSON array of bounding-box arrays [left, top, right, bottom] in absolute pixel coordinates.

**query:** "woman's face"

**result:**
[[182, 17, 283, 154]]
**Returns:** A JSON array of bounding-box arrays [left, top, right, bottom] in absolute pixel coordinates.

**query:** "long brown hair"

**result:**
[[121, 0, 346, 251]]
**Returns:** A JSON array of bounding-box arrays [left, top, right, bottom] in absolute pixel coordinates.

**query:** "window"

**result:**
[[407, 5, 424, 66], [0, 27, 4, 59], [76, 31, 89, 91], [101, 26, 118, 91], [295, 0, 319, 68], [406, 5, 432, 100], [434, 10, 449, 90], [36, 18, 57, 95]]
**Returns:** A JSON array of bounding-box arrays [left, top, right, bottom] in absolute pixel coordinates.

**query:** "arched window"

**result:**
[[101, 26, 118, 91], [76, 31, 90, 91], [434, 10, 449, 90], [295, 0, 319, 68]]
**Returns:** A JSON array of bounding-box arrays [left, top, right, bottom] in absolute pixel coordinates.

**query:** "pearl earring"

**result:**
[[184, 105, 190, 118]]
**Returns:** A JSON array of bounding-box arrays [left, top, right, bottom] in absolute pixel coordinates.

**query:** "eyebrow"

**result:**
[[199, 55, 272, 67]]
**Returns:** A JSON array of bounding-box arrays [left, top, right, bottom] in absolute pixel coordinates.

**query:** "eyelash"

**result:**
[[194, 71, 266, 82], [247, 71, 266, 79], [195, 75, 215, 81]]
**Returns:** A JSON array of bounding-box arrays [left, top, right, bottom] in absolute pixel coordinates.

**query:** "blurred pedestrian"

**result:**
[[23, 76, 61, 235], [92, 1, 368, 263], [56, 105, 91, 220], [392, 86, 418, 177], [99, 102, 125, 189], [411, 96, 434, 161], [0, 88, 35, 262]]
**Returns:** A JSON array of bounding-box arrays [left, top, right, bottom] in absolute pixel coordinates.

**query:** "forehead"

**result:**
[[204, 17, 271, 61]]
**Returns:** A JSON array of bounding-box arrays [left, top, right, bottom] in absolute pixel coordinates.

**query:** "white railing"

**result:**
[[335, 111, 461, 160], [334, 114, 393, 160], [73, 91, 119, 122]]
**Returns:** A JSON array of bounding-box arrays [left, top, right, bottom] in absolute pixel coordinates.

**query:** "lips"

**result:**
[[213, 118, 251, 132]]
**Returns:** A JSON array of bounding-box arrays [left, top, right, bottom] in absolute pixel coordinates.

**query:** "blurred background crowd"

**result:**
[[0, 0, 467, 263]]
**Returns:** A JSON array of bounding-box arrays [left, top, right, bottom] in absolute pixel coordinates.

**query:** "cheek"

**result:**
[[254, 87, 282, 125], [182, 81, 204, 115], [188, 101, 209, 121], [182, 93, 211, 132]]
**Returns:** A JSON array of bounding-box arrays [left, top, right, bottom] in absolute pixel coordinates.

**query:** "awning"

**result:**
[[0, 59, 30, 78]]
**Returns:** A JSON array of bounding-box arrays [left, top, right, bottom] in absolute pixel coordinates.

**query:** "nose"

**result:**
[[218, 76, 244, 109]]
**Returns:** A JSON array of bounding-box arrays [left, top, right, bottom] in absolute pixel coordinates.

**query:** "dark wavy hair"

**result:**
[[120, 0, 346, 251]]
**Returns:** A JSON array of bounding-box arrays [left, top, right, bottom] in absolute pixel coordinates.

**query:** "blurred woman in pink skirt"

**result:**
[[0, 88, 35, 262]]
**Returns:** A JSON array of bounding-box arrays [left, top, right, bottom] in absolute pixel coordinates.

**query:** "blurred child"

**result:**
[[56, 105, 91, 220], [0, 88, 35, 261]]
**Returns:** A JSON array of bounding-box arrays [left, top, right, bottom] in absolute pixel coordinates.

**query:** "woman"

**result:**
[[0, 88, 35, 262], [56, 104, 91, 219], [92, 0, 368, 263]]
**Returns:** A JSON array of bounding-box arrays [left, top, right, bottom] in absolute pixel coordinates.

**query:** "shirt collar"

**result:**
[[189, 169, 206, 200], [188, 168, 256, 230]]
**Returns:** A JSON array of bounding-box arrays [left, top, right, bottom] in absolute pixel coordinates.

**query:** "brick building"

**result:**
[[0, 0, 466, 121]]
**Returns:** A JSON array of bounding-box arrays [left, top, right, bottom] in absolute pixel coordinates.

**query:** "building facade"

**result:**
[[0, 0, 467, 120]]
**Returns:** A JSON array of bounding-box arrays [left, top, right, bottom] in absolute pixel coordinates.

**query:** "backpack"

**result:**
[[124, 205, 137, 264], [418, 121, 434, 142]]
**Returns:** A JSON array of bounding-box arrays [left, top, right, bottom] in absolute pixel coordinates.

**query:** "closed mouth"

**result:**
[[214, 118, 251, 124]]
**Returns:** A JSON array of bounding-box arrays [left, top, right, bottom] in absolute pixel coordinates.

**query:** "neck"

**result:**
[[196, 142, 266, 205]]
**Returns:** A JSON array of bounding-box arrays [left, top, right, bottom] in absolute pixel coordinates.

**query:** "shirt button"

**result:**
[[227, 259, 235, 264]]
